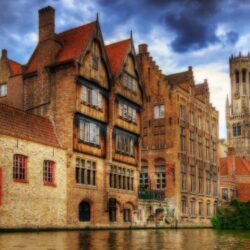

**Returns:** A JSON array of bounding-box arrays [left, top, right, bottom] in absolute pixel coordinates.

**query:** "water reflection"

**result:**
[[0, 229, 249, 250]]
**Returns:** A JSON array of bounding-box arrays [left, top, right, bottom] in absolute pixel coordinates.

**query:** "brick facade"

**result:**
[[137, 44, 219, 227]]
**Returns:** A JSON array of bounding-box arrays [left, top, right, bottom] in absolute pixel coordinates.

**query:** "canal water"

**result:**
[[0, 229, 249, 250]]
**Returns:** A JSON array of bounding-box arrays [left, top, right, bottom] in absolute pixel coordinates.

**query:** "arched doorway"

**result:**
[[79, 201, 91, 222]]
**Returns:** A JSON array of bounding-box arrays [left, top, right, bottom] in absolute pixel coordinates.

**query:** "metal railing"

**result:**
[[138, 188, 165, 201]]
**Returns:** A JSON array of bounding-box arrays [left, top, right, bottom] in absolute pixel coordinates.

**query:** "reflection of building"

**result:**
[[0, 6, 143, 228], [226, 54, 250, 159], [137, 44, 219, 227], [220, 147, 250, 202]]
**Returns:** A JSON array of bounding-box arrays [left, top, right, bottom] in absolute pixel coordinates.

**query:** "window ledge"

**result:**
[[14, 179, 29, 184], [44, 182, 57, 188], [75, 184, 97, 190], [80, 101, 103, 112], [115, 151, 135, 158], [108, 187, 135, 193], [79, 140, 101, 148], [119, 116, 137, 125]]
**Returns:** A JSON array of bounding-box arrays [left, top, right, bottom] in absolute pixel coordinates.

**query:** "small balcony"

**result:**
[[138, 188, 165, 201]]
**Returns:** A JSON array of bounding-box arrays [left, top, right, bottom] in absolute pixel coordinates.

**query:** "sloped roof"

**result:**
[[105, 39, 131, 75], [166, 70, 191, 85], [219, 156, 250, 176], [0, 103, 60, 148], [195, 83, 207, 96], [26, 21, 96, 74], [7, 59, 23, 76], [236, 183, 250, 201]]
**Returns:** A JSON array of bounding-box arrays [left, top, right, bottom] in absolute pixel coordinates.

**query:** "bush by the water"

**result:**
[[211, 199, 250, 230]]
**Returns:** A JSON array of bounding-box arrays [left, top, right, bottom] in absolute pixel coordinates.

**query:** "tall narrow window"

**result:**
[[242, 69, 246, 83], [189, 131, 194, 156], [139, 166, 148, 189], [179, 105, 185, 121], [190, 166, 195, 193], [155, 164, 166, 189], [190, 199, 195, 217], [206, 170, 211, 195], [181, 164, 187, 192], [189, 111, 194, 125], [92, 56, 98, 70], [198, 202, 203, 217], [79, 201, 91, 221], [123, 208, 131, 222], [109, 198, 117, 222], [235, 70, 240, 83], [206, 202, 210, 217], [205, 139, 210, 161], [197, 115, 202, 129], [213, 173, 218, 196], [43, 160, 55, 185], [182, 197, 187, 215], [0, 84, 7, 97], [180, 127, 185, 152], [198, 165, 203, 194], [13, 154, 27, 182], [198, 135, 202, 159]]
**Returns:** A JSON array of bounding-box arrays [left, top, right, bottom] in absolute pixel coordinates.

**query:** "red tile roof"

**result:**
[[105, 39, 131, 75], [236, 183, 250, 201], [235, 157, 250, 175], [166, 70, 192, 85], [26, 21, 96, 74], [195, 83, 207, 96], [0, 103, 60, 148], [8, 59, 23, 76]]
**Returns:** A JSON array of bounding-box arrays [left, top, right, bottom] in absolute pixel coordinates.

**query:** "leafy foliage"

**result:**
[[211, 199, 250, 230]]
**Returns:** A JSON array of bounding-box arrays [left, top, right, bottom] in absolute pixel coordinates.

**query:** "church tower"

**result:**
[[226, 53, 250, 159]]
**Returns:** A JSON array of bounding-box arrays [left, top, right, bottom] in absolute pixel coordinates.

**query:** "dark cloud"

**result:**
[[226, 31, 239, 45]]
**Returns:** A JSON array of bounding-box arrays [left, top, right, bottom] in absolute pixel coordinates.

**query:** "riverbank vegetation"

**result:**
[[211, 199, 250, 230]]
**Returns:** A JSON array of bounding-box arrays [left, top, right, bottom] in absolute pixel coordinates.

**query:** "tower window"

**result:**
[[233, 124, 241, 136], [242, 69, 247, 83], [235, 70, 240, 83]]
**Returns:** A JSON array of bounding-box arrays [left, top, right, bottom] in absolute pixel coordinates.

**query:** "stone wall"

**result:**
[[0, 135, 67, 228]]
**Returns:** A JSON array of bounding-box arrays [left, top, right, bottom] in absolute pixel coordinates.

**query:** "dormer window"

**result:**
[[0, 84, 7, 97], [123, 73, 137, 93], [81, 85, 102, 109], [92, 56, 98, 70]]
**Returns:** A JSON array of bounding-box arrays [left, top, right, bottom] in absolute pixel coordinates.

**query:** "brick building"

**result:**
[[220, 147, 250, 202], [0, 103, 67, 228], [137, 44, 219, 227], [0, 6, 143, 228]]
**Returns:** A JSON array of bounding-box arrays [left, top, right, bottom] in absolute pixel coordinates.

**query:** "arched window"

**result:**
[[235, 70, 240, 83], [242, 69, 247, 83], [190, 198, 196, 217], [181, 196, 187, 215], [79, 201, 90, 221]]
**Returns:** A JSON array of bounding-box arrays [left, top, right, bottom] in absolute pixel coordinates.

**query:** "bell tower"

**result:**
[[226, 52, 250, 159]]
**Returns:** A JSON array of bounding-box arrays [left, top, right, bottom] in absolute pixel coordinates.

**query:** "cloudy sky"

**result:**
[[1, 0, 249, 138]]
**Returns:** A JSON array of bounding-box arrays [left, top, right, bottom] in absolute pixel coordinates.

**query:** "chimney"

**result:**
[[228, 147, 235, 156], [39, 6, 55, 42], [188, 66, 192, 72], [1, 49, 7, 61], [138, 44, 148, 54]]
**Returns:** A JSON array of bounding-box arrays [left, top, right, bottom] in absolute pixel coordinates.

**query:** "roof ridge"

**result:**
[[105, 38, 131, 47], [166, 70, 189, 77], [8, 58, 23, 66]]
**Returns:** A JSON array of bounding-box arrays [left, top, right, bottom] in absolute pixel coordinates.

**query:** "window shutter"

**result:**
[[97, 91, 102, 108], [81, 86, 88, 103]]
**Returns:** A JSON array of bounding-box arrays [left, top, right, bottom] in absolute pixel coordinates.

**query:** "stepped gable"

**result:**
[[0, 103, 60, 147], [26, 21, 96, 74], [105, 38, 131, 76]]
